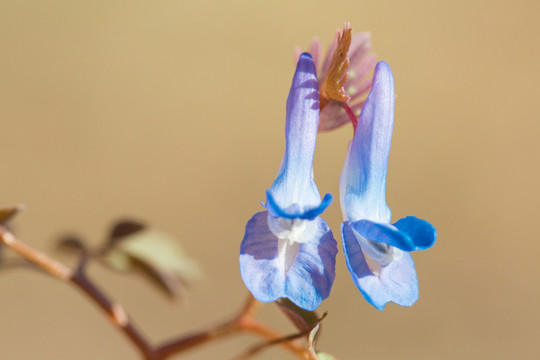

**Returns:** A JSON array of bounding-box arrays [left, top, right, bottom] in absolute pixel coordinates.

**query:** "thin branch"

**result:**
[[0, 226, 72, 280], [232, 328, 310, 360], [0, 225, 154, 359], [154, 294, 307, 359], [0, 226, 311, 360], [71, 270, 155, 359], [234, 312, 328, 360]]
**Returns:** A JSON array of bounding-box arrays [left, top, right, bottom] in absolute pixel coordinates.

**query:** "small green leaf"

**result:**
[[316, 352, 338, 360], [103, 248, 131, 270], [103, 229, 201, 298]]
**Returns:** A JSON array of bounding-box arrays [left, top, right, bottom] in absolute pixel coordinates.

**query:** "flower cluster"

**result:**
[[240, 30, 436, 311]]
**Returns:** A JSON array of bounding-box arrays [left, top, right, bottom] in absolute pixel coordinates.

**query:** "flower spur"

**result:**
[[340, 61, 437, 310], [239, 53, 338, 311]]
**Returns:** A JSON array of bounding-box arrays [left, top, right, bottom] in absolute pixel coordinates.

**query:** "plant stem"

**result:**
[[0, 225, 155, 357], [70, 270, 155, 358], [155, 295, 307, 359], [0, 226, 72, 280], [0, 226, 308, 359]]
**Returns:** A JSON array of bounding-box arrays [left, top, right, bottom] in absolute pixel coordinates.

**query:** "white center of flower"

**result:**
[[267, 215, 316, 244], [359, 237, 394, 265], [277, 238, 300, 274], [267, 213, 320, 275], [352, 229, 404, 276]]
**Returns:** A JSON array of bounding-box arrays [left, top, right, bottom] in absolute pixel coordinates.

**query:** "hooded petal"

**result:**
[[348, 217, 437, 252], [340, 61, 395, 223], [393, 216, 437, 250], [342, 222, 418, 310], [268, 53, 323, 212], [349, 219, 415, 251], [240, 211, 337, 311]]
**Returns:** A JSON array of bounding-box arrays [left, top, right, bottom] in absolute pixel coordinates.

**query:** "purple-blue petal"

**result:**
[[269, 53, 322, 211], [265, 190, 333, 220], [239, 211, 337, 311], [341, 61, 394, 223], [349, 219, 415, 251], [393, 216, 437, 250], [342, 222, 419, 310]]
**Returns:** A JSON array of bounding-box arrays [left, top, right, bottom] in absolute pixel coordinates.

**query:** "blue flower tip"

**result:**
[[393, 216, 437, 251], [376, 60, 390, 68], [299, 52, 313, 60], [320, 192, 333, 208], [372, 61, 394, 88]]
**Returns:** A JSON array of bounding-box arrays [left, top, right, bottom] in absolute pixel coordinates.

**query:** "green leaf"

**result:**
[[103, 229, 201, 298], [316, 352, 338, 360]]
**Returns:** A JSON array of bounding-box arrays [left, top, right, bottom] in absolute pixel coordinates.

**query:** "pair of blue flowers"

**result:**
[[239, 53, 436, 311]]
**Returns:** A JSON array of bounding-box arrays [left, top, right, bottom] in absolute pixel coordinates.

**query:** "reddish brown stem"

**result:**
[[344, 103, 358, 132], [154, 295, 306, 359], [0, 226, 308, 360], [70, 271, 155, 359]]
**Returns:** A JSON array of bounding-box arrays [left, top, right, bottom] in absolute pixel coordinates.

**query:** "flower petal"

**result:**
[[239, 212, 283, 303], [341, 61, 395, 224], [342, 222, 418, 310], [265, 190, 332, 220], [349, 219, 415, 251], [393, 216, 437, 250], [240, 211, 337, 311], [269, 53, 322, 211]]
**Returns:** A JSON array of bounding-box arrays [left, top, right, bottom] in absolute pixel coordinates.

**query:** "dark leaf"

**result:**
[[0, 205, 24, 225], [276, 298, 321, 332], [56, 234, 89, 256], [107, 219, 146, 246]]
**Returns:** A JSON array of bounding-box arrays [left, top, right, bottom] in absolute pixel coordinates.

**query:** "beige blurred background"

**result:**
[[1, 0, 538, 359]]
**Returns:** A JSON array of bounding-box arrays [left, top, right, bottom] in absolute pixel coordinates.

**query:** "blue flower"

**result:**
[[239, 53, 338, 311], [340, 61, 437, 310]]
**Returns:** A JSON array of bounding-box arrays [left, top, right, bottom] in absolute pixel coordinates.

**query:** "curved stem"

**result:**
[[71, 270, 154, 358], [0, 225, 154, 358], [154, 294, 306, 359], [0, 226, 309, 359], [0, 226, 72, 280]]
